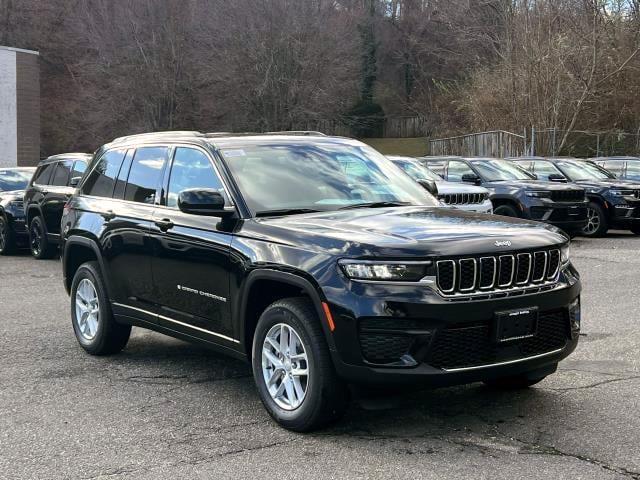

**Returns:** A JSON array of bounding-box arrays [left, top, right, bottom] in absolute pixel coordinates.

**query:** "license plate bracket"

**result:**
[[495, 307, 538, 343]]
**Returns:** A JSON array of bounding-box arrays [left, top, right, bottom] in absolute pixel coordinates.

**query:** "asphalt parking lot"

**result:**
[[1, 233, 639, 480]]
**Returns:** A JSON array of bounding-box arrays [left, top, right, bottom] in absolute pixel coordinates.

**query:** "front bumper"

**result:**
[[325, 266, 581, 386], [526, 200, 588, 231], [609, 197, 640, 225]]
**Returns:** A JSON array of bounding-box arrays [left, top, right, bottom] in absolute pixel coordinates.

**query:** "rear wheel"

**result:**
[[71, 261, 131, 355], [582, 202, 608, 237], [252, 297, 349, 432], [493, 204, 519, 218], [0, 215, 16, 255], [29, 216, 56, 259]]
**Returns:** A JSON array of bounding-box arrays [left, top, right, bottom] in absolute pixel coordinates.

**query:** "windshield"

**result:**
[[393, 160, 442, 182], [556, 161, 612, 181], [220, 142, 438, 215], [0, 169, 33, 191], [470, 160, 535, 181]]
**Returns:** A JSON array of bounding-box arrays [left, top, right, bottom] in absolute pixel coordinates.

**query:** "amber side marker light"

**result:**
[[322, 302, 335, 332]]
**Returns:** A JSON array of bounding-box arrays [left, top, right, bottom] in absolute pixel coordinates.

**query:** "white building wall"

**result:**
[[0, 48, 17, 167]]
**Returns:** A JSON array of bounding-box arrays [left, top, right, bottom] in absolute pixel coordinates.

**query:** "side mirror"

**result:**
[[418, 179, 439, 196], [548, 173, 567, 183], [461, 173, 481, 185], [178, 189, 234, 217], [69, 176, 82, 187]]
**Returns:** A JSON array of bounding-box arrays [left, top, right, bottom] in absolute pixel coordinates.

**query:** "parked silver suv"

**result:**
[[388, 156, 493, 214]]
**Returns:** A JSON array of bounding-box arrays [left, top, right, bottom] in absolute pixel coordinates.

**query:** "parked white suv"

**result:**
[[388, 156, 493, 214]]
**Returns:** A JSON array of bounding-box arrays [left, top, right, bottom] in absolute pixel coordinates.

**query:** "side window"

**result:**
[[113, 149, 135, 200], [447, 161, 475, 182], [124, 147, 168, 204], [531, 161, 559, 179], [604, 161, 624, 176], [82, 149, 127, 198], [50, 160, 73, 186], [167, 148, 224, 208], [33, 163, 56, 185], [424, 161, 445, 177], [71, 160, 87, 180]]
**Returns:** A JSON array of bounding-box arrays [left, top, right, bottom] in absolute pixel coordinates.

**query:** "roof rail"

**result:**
[[110, 131, 204, 144], [205, 130, 327, 138]]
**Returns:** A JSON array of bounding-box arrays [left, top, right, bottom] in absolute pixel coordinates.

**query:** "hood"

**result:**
[[483, 179, 582, 191], [572, 179, 640, 190], [435, 181, 488, 195], [246, 206, 567, 258], [0, 189, 25, 204]]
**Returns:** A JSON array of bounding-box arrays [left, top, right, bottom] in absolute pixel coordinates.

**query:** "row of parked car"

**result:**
[[0, 132, 630, 431], [1, 152, 640, 258]]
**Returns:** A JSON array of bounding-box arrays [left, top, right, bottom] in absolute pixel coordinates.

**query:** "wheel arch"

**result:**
[[491, 197, 521, 214], [585, 194, 612, 220], [63, 235, 110, 296], [237, 269, 334, 360]]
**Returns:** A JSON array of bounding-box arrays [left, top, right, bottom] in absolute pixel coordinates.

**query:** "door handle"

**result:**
[[155, 218, 174, 232], [101, 210, 116, 221]]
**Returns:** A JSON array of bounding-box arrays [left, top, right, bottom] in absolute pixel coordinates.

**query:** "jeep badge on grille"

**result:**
[[495, 240, 512, 247]]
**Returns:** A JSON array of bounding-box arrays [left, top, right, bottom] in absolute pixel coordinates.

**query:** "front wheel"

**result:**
[[582, 202, 608, 237], [252, 297, 349, 432], [493, 204, 520, 218], [0, 215, 16, 255], [29, 216, 56, 259]]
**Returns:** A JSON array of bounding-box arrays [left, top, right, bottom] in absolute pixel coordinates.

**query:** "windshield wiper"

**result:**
[[338, 201, 411, 210], [255, 208, 322, 217]]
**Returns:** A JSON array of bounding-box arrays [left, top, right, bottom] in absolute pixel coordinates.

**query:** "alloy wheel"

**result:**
[[261, 323, 309, 410], [30, 222, 42, 256], [74, 278, 100, 341], [583, 207, 600, 235], [0, 218, 6, 251]]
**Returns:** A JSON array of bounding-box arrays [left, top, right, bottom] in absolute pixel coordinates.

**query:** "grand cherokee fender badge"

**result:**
[[177, 284, 227, 303], [495, 240, 512, 247]]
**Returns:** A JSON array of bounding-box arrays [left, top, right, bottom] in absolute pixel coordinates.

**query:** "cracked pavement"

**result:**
[[1, 232, 639, 479]]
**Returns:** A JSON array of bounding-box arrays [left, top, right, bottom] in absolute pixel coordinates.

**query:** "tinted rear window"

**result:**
[[51, 161, 73, 186], [33, 163, 56, 185], [82, 149, 127, 197]]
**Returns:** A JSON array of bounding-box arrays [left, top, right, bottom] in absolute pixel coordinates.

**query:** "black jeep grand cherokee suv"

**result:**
[[422, 157, 588, 235], [61, 132, 581, 431]]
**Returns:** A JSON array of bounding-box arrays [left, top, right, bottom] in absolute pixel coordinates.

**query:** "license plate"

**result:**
[[495, 307, 538, 343]]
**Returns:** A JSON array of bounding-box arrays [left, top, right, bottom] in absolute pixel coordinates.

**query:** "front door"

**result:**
[[42, 160, 74, 239], [150, 146, 235, 344]]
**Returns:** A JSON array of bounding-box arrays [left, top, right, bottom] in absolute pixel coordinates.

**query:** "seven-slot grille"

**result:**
[[436, 248, 561, 295], [438, 192, 487, 205], [549, 189, 585, 202]]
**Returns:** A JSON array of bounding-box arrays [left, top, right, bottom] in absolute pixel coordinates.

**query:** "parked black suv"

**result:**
[[61, 132, 581, 431], [0, 167, 36, 255], [422, 157, 588, 235], [511, 156, 640, 236], [24, 153, 91, 258]]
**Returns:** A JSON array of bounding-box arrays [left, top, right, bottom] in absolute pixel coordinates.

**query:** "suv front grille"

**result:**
[[428, 310, 569, 370], [550, 189, 585, 202], [634, 190, 640, 199], [438, 192, 487, 205], [436, 248, 561, 296]]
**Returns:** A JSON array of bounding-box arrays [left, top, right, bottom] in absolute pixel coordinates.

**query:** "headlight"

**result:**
[[561, 244, 570, 265], [525, 190, 551, 198], [610, 189, 633, 197], [339, 260, 430, 281]]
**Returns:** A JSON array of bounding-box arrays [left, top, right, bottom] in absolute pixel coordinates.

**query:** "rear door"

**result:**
[[42, 160, 74, 239], [150, 145, 236, 343]]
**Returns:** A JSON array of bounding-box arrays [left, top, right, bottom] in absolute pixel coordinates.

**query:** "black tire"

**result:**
[[493, 204, 520, 218], [251, 297, 349, 432], [582, 201, 608, 237], [483, 364, 556, 390], [29, 216, 56, 259], [0, 215, 16, 255], [70, 261, 131, 355]]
